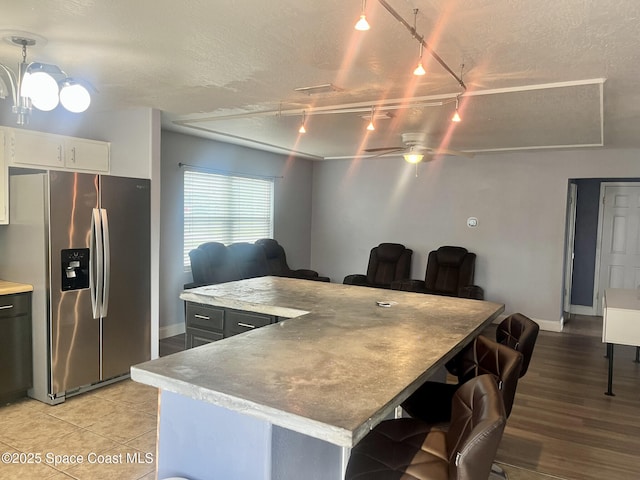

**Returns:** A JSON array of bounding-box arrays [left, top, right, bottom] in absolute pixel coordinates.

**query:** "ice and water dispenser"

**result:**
[[61, 248, 90, 291]]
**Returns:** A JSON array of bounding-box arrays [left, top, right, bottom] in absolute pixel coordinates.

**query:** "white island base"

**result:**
[[157, 390, 346, 480]]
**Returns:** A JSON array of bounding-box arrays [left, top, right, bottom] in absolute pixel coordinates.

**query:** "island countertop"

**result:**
[[132, 276, 504, 447]]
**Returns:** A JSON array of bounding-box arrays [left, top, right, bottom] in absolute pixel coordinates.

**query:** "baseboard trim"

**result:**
[[492, 313, 563, 332], [160, 322, 185, 339]]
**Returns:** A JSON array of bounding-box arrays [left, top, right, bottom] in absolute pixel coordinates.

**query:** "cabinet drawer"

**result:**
[[186, 327, 224, 348], [226, 310, 274, 336], [186, 303, 224, 332], [0, 293, 30, 318]]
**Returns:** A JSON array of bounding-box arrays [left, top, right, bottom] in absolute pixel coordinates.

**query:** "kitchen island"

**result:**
[[132, 276, 504, 480]]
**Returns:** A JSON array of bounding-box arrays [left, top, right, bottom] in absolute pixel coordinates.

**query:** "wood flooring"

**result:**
[[159, 315, 640, 480], [494, 317, 640, 480]]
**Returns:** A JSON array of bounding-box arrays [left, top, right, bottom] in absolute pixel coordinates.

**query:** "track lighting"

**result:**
[[452, 96, 461, 122], [411, 10, 426, 76], [298, 111, 307, 133], [366, 106, 375, 131], [0, 34, 92, 125], [413, 43, 426, 76], [413, 8, 427, 76], [355, 0, 370, 31], [377, 0, 466, 90]]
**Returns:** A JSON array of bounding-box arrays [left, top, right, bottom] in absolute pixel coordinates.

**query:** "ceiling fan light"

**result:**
[[403, 153, 424, 164], [28, 71, 59, 111], [60, 81, 91, 113], [413, 62, 426, 76]]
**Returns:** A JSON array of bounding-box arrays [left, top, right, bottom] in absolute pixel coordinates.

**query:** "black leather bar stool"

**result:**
[[495, 313, 539, 377], [446, 313, 539, 380], [402, 335, 523, 426], [345, 375, 506, 480]]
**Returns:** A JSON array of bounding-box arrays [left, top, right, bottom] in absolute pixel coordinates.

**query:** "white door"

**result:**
[[597, 185, 640, 314]]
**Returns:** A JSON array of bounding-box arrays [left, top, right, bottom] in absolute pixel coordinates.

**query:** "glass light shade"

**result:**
[[403, 153, 424, 164], [28, 71, 59, 111], [452, 110, 461, 122], [366, 120, 375, 131], [413, 62, 426, 76], [19, 71, 33, 98], [298, 124, 306, 134], [355, 15, 370, 31], [60, 83, 91, 113]]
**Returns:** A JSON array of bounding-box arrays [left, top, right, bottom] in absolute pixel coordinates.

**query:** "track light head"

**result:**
[[355, 0, 370, 31]]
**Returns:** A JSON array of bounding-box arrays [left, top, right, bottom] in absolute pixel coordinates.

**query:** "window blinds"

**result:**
[[184, 170, 274, 268]]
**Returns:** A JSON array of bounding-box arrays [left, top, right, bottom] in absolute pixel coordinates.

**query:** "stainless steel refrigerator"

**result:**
[[0, 170, 150, 404]]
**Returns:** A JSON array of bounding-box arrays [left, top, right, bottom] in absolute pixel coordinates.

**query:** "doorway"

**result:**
[[566, 179, 640, 318], [593, 183, 640, 315]]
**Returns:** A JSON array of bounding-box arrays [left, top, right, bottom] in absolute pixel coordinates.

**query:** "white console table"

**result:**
[[602, 288, 640, 396]]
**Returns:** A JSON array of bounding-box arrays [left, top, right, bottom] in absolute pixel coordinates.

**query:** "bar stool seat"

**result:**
[[402, 335, 523, 425], [345, 375, 506, 480]]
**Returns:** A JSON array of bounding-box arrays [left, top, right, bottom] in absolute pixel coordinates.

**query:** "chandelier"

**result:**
[[0, 34, 91, 125]]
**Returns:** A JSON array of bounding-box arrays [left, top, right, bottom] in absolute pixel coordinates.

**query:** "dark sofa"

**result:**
[[187, 239, 330, 288]]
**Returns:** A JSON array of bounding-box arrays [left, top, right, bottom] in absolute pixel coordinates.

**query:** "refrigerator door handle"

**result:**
[[100, 208, 110, 317], [90, 208, 104, 320]]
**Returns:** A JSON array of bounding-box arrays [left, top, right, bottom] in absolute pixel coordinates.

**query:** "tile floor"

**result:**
[[2, 317, 599, 480], [0, 380, 158, 480]]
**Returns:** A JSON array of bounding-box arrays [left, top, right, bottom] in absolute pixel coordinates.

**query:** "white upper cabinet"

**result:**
[[64, 138, 110, 172], [11, 129, 64, 168], [5, 128, 110, 173]]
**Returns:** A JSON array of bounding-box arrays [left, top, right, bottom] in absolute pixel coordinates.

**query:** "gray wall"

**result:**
[[159, 130, 314, 333], [310, 148, 640, 329]]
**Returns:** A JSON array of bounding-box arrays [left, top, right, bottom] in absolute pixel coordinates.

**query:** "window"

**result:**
[[184, 170, 274, 268]]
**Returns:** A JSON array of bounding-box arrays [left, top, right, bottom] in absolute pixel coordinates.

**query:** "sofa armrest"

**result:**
[[459, 285, 484, 300], [312, 275, 331, 282], [291, 268, 320, 278], [390, 279, 427, 293], [289, 269, 331, 282], [184, 281, 209, 289], [343, 274, 368, 286]]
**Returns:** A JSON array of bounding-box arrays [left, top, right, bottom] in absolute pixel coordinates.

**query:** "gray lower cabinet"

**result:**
[[0, 292, 32, 402], [185, 302, 277, 348]]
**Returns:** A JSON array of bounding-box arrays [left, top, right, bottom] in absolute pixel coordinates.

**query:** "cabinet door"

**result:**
[[0, 130, 7, 224], [65, 138, 110, 173], [10, 129, 64, 168], [0, 293, 32, 401], [186, 327, 224, 348]]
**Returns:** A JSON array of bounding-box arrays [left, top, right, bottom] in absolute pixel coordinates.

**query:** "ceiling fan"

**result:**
[[364, 132, 474, 163]]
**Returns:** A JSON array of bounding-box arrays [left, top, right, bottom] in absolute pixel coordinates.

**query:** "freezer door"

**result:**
[[99, 176, 151, 379], [49, 171, 100, 395]]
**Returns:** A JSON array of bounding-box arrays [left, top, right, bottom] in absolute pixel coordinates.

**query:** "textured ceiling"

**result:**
[[0, 0, 639, 160]]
